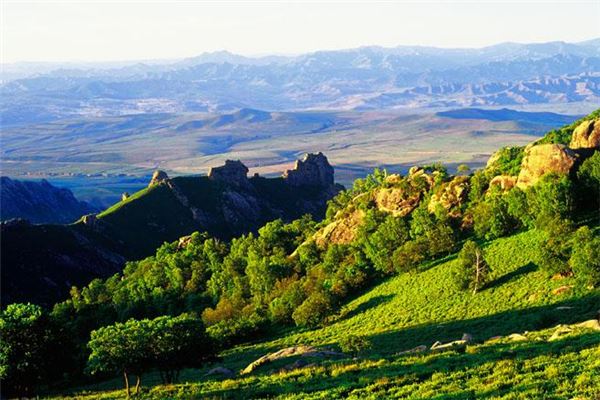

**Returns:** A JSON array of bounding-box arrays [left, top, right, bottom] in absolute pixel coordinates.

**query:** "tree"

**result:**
[[150, 315, 217, 384], [87, 318, 154, 397], [0, 303, 52, 398], [362, 215, 410, 274], [457, 164, 470, 174], [569, 226, 600, 287], [536, 217, 574, 276], [454, 241, 490, 294], [292, 290, 333, 327]]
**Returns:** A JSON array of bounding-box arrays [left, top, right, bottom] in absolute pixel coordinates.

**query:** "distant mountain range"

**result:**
[[2, 40, 599, 125], [0, 177, 97, 224]]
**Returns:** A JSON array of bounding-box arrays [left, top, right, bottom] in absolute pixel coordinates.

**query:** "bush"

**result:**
[[339, 334, 371, 356], [292, 291, 333, 327]]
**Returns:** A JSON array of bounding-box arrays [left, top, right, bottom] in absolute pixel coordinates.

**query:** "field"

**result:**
[[2, 108, 578, 206], [51, 229, 600, 399]]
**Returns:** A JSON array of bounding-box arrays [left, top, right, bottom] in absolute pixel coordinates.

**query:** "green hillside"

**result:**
[[52, 228, 600, 399], [3, 111, 600, 399]]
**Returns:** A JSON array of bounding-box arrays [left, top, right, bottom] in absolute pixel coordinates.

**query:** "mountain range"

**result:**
[[2, 40, 599, 126]]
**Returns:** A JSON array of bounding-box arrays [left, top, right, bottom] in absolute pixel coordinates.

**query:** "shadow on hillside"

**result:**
[[485, 262, 538, 290], [204, 328, 600, 399], [337, 294, 395, 322]]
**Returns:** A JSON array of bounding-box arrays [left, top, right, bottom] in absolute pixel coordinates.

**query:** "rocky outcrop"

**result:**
[[516, 144, 579, 188], [489, 175, 517, 191], [241, 345, 345, 375], [428, 176, 469, 217], [570, 119, 600, 149], [314, 209, 365, 247], [375, 188, 421, 217], [283, 152, 334, 188], [208, 160, 250, 189], [0, 177, 97, 224], [149, 170, 169, 186], [121, 192, 130, 201]]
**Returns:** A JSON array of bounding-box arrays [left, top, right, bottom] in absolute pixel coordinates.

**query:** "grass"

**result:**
[[48, 228, 600, 399]]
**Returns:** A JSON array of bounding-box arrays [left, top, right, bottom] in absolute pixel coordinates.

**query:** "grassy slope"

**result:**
[[55, 228, 600, 399]]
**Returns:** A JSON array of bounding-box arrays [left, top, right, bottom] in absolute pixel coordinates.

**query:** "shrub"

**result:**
[[292, 291, 333, 327], [569, 226, 600, 287], [339, 334, 371, 356]]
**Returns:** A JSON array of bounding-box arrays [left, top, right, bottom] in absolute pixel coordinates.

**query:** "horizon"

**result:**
[[3, 36, 599, 67], [2, 1, 599, 64]]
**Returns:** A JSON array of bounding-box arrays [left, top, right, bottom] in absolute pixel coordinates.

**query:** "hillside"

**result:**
[[3, 110, 600, 399], [0, 177, 97, 224], [52, 228, 600, 399], [0, 153, 342, 305]]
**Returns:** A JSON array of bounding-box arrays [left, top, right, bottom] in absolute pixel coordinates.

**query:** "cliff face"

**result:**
[[0, 177, 97, 224], [2, 153, 343, 305]]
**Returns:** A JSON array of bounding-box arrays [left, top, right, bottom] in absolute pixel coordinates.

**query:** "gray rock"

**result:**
[[208, 160, 249, 188], [149, 170, 169, 186], [283, 152, 334, 188]]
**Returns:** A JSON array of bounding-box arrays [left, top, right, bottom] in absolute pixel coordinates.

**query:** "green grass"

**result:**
[[49, 228, 600, 399]]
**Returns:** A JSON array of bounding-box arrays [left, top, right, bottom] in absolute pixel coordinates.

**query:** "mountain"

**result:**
[[436, 108, 581, 125], [2, 40, 599, 126], [0, 153, 343, 306], [0, 177, 98, 224]]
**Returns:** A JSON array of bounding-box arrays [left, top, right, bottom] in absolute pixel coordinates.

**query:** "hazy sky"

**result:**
[[2, 1, 599, 63]]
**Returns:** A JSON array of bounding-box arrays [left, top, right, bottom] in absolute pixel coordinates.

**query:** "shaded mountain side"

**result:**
[[436, 108, 579, 125], [0, 177, 98, 224], [0, 153, 343, 306]]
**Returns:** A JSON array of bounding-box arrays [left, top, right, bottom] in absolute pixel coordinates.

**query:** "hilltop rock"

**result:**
[[121, 192, 130, 201], [149, 170, 169, 186], [489, 175, 517, 191], [428, 176, 469, 217], [208, 160, 250, 189], [570, 119, 600, 149], [375, 188, 421, 217], [516, 144, 578, 188], [314, 209, 365, 247], [284, 152, 334, 188]]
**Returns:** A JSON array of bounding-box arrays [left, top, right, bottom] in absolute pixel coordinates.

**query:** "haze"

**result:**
[[2, 0, 599, 63]]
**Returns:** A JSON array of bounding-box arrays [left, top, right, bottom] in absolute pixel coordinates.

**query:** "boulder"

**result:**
[[428, 176, 469, 216], [314, 209, 365, 247], [461, 333, 474, 343], [430, 339, 467, 353], [241, 345, 344, 375], [570, 119, 600, 149], [489, 175, 517, 191], [204, 367, 235, 378], [208, 160, 249, 188], [149, 170, 169, 187], [397, 345, 427, 355], [81, 213, 97, 227], [374, 188, 421, 217], [283, 152, 334, 188], [507, 333, 527, 342], [121, 192, 130, 201], [552, 285, 573, 295], [574, 319, 600, 331], [516, 144, 579, 188]]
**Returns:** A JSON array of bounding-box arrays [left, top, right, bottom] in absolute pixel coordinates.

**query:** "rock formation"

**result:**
[[570, 118, 600, 149], [283, 152, 334, 187], [208, 160, 250, 188], [516, 144, 579, 189], [489, 175, 517, 191], [149, 170, 169, 186], [428, 176, 469, 217]]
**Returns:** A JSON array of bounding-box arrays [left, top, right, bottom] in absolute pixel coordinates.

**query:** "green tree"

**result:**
[[150, 315, 217, 384], [536, 218, 574, 276], [569, 226, 600, 287], [87, 318, 154, 397], [292, 290, 333, 327], [0, 303, 52, 398], [454, 241, 490, 294]]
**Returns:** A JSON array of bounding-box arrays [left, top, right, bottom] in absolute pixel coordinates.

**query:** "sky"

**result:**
[[2, 1, 599, 63]]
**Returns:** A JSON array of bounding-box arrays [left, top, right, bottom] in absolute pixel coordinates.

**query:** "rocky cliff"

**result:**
[[1, 153, 343, 305], [0, 177, 97, 224]]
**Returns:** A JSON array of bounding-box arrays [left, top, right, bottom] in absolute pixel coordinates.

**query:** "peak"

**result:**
[[149, 170, 169, 187], [283, 152, 334, 188], [208, 160, 249, 188]]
